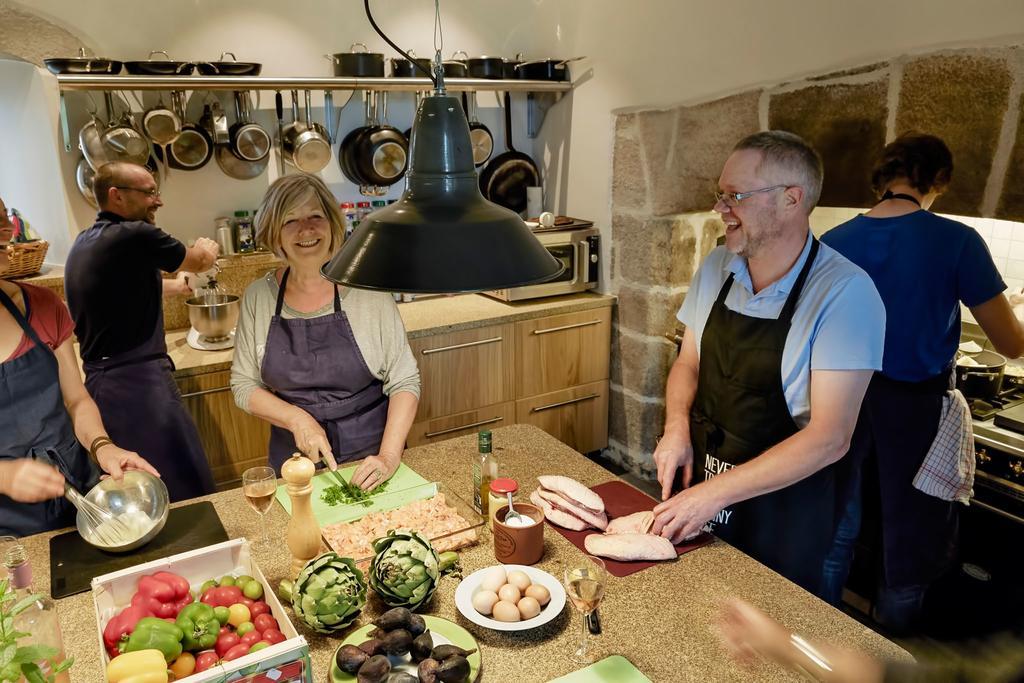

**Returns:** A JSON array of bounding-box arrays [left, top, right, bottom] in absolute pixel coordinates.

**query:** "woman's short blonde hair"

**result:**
[[255, 173, 346, 258]]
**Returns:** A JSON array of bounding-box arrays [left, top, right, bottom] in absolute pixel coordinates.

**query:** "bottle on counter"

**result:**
[[371, 200, 386, 214], [215, 216, 236, 255], [235, 210, 254, 254], [488, 477, 518, 530], [341, 202, 358, 238], [473, 429, 497, 517], [356, 201, 372, 222], [4, 542, 70, 682]]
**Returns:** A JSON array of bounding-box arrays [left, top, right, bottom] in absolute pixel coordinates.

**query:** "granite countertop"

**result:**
[[24, 425, 908, 682], [167, 292, 616, 378]]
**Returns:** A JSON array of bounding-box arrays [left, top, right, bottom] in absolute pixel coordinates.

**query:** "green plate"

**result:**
[[274, 462, 431, 525], [547, 655, 652, 682], [330, 614, 482, 682]]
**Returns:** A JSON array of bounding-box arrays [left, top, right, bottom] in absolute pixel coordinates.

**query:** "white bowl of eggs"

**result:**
[[454, 564, 566, 632]]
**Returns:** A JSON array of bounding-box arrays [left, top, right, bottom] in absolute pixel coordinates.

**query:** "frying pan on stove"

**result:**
[[478, 91, 539, 213]]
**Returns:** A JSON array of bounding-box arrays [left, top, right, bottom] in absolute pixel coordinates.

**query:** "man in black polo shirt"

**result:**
[[65, 162, 219, 501]]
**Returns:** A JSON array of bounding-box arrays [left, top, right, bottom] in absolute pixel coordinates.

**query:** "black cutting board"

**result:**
[[994, 402, 1024, 434], [49, 500, 228, 599]]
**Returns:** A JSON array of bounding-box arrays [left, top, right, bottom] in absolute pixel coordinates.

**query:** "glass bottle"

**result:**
[[234, 210, 254, 254], [4, 543, 69, 683], [472, 430, 496, 517]]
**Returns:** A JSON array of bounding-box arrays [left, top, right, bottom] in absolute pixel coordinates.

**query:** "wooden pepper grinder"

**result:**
[[281, 452, 322, 578]]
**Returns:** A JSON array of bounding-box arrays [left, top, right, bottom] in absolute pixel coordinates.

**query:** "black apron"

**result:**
[[690, 238, 837, 595], [0, 286, 99, 536], [82, 273, 214, 502], [260, 269, 389, 473]]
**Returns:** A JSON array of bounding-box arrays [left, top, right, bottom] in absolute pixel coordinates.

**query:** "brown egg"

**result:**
[[472, 589, 499, 616], [524, 584, 551, 606], [497, 583, 521, 604], [506, 570, 532, 592], [492, 600, 521, 622], [517, 596, 541, 620]]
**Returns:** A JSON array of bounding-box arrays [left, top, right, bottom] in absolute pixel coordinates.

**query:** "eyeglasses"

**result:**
[[114, 186, 161, 198], [714, 185, 788, 207]]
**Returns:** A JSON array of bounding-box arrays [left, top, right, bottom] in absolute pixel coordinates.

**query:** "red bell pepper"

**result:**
[[102, 604, 155, 656], [131, 573, 193, 619]]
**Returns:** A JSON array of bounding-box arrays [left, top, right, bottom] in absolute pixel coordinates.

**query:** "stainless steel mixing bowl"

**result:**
[[77, 470, 169, 552], [185, 293, 240, 341]]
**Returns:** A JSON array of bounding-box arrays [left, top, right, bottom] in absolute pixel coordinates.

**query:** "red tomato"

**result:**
[[222, 643, 251, 661], [215, 631, 240, 657], [240, 630, 262, 647], [200, 588, 218, 606], [248, 601, 271, 618], [213, 586, 242, 607], [253, 614, 278, 633], [238, 596, 255, 610], [261, 628, 286, 645], [219, 625, 231, 636], [195, 651, 219, 672]]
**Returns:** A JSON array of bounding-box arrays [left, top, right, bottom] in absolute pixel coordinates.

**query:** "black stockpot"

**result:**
[[516, 57, 584, 81], [466, 56, 504, 79], [330, 44, 384, 77], [391, 56, 432, 78], [955, 350, 1006, 401]]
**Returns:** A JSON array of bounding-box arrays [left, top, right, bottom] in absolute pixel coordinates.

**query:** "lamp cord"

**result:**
[[363, 0, 438, 86]]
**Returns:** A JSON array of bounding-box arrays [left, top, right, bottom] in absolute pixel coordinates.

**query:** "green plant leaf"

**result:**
[[52, 656, 73, 674], [12, 645, 56, 665], [0, 644, 14, 667], [21, 662, 45, 683], [9, 594, 41, 618], [1, 617, 12, 635]]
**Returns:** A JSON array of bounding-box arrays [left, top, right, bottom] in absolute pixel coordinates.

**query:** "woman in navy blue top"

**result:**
[[821, 133, 1024, 634]]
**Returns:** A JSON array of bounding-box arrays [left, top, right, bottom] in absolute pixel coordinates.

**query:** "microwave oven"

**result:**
[[483, 227, 600, 302]]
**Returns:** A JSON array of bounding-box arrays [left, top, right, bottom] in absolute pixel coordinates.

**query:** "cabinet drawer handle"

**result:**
[[421, 336, 502, 355], [531, 393, 600, 413], [424, 416, 504, 438], [180, 385, 231, 399], [532, 319, 602, 335], [971, 498, 1024, 526]]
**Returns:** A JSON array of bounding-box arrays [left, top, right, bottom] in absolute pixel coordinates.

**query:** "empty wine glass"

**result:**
[[242, 466, 276, 544], [564, 556, 607, 664]]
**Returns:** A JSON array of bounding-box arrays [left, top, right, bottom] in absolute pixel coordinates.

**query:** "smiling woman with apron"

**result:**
[[688, 239, 838, 595], [260, 268, 389, 472]]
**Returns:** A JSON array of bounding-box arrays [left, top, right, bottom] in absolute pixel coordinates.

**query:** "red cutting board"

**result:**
[[546, 480, 712, 577]]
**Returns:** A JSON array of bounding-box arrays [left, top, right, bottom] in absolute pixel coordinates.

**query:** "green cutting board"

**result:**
[[548, 656, 652, 683], [274, 462, 430, 526]]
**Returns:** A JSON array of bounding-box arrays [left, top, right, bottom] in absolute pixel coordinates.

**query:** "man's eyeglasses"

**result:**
[[115, 186, 161, 198], [714, 185, 788, 207]]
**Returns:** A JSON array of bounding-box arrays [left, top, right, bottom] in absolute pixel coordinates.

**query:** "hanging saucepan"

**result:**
[[142, 93, 181, 146], [355, 92, 408, 187], [339, 93, 371, 185], [462, 91, 493, 167], [101, 93, 151, 166], [195, 52, 262, 76], [390, 49, 432, 78], [209, 100, 229, 146], [326, 43, 384, 77], [478, 91, 540, 213], [215, 144, 268, 181], [166, 94, 213, 171], [76, 157, 97, 208], [79, 100, 110, 172], [516, 56, 585, 81], [442, 51, 469, 78], [45, 47, 121, 75], [956, 349, 1006, 401], [125, 51, 194, 76], [282, 90, 331, 173], [502, 53, 524, 79], [466, 56, 505, 80], [229, 92, 271, 162]]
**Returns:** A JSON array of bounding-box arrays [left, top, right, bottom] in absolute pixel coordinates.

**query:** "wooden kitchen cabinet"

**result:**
[[407, 402, 516, 447], [408, 323, 515, 421], [175, 370, 270, 489], [515, 308, 612, 397], [516, 380, 609, 453]]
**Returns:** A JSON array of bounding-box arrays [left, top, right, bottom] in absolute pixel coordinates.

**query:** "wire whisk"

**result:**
[[64, 482, 132, 546]]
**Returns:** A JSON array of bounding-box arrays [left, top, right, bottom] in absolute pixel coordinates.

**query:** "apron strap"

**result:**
[[881, 190, 922, 207], [778, 236, 820, 323], [0, 285, 48, 351], [274, 267, 342, 316]]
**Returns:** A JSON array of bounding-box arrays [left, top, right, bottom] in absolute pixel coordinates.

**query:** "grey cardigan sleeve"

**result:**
[[230, 279, 269, 413]]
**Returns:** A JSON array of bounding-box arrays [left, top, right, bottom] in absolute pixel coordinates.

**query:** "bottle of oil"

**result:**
[[473, 430, 495, 517]]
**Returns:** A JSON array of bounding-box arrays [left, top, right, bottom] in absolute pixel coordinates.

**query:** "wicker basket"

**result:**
[[0, 240, 49, 279]]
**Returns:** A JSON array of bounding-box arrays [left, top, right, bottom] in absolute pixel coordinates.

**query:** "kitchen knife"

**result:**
[[275, 90, 285, 175]]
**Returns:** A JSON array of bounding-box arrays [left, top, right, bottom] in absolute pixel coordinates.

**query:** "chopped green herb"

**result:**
[[320, 472, 390, 507]]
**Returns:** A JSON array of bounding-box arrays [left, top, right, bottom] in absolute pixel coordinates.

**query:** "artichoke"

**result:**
[[369, 529, 440, 611], [291, 551, 366, 634]]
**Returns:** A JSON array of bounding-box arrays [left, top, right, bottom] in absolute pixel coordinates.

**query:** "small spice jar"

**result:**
[[488, 478, 518, 530]]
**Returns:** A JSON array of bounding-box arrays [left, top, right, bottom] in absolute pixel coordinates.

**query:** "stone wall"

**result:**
[[608, 44, 1024, 476]]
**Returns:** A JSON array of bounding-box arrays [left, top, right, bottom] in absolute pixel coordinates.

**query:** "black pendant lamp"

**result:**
[[321, 1, 563, 293]]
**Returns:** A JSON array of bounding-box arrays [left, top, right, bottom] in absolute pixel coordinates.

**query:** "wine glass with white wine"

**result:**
[[564, 556, 608, 664], [242, 467, 276, 545]]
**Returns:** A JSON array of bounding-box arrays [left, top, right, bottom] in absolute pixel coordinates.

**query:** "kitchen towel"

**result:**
[[913, 388, 975, 503]]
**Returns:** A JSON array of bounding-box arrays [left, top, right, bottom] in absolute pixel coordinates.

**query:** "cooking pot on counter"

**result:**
[[956, 349, 1006, 401]]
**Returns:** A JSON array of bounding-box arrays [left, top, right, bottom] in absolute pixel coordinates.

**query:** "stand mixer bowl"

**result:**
[[185, 293, 240, 342]]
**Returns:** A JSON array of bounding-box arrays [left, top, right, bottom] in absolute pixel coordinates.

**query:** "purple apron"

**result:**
[[0, 286, 99, 536], [260, 268, 389, 473], [82, 273, 214, 503]]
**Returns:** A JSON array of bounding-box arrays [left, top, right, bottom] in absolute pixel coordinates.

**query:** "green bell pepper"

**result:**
[[121, 616, 183, 662], [175, 602, 219, 652]]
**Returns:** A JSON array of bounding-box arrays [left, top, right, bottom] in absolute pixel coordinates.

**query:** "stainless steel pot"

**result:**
[[185, 293, 240, 341], [956, 349, 1006, 401], [282, 90, 331, 173], [76, 157, 96, 207]]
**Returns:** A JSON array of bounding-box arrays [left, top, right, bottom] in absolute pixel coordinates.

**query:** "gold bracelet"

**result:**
[[790, 633, 833, 681], [89, 436, 113, 463]]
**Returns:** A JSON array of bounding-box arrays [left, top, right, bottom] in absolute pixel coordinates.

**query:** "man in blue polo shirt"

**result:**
[[651, 131, 886, 596]]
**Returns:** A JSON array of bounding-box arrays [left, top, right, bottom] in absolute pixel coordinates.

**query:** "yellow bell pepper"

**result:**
[[106, 649, 169, 683]]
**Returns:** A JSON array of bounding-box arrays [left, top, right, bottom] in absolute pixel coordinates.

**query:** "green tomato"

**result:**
[[218, 575, 236, 587], [249, 641, 271, 653], [235, 574, 256, 588], [242, 580, 264, 600], [200, 579, 217, 594], [213, 606, 231, 625], [236, 621, 255, 636]]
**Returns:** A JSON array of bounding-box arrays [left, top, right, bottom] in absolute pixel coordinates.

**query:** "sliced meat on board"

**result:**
[[535, 486, 608, 530], [584, 533, 676, 562], [536, 475, 605, 514], [530, 489, 589, 531], [605, 510, 654, 535]]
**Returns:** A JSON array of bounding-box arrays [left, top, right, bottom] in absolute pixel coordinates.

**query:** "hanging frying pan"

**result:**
[[166, 94, 213, 171], [478, 91, 540, 213], [462, 91, 493, 167], [76, 157, 97, 207], [215, 144, 268, 180]]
